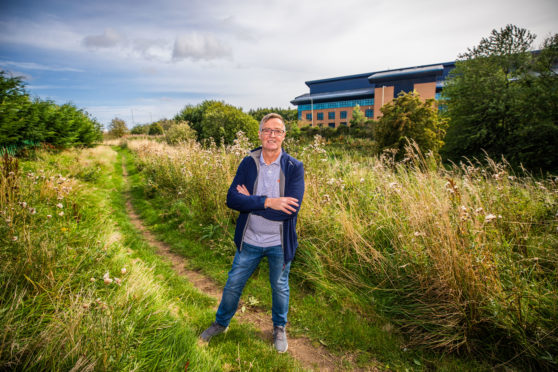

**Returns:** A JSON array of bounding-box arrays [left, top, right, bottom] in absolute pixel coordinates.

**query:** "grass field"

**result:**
[[1, 134, 556, 370], [124, 134, 557, 371]]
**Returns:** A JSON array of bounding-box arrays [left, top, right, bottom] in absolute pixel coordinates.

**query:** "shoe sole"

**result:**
[[276, 343, 288, 353]]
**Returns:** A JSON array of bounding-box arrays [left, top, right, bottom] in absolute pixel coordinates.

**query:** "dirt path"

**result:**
[[121, 157, 362, 371]]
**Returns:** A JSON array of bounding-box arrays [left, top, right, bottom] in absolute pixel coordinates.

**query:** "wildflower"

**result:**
[[323, 194, 331, 203], [484, 214, 497, 223], [121, 267, 127, 275], [83, 303, 90, 309], [61, 227, 67, 232], [57, 195, 64, 200], [459, 205, 467, 212], [29, 208, 37, 215], [104, 276, 113, 285], [58, 211, 64, 216], [21, 202, 27, 208], [114, 277, 121, 285], [475, 207, 483, 214], [47, 214, 52, 219], [360, 178, 365, 183], [327, 178, 335, 185], [12, 236, 18, 241], [388, 182, 399, 189], [90, 277, 96, 282], [56, 203, 63, 209]]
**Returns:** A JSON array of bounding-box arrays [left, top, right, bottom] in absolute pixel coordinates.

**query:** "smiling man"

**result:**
[[200, 113, 305, 353]]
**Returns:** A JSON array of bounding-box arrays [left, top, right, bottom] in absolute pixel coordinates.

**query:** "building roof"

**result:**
[[290, 88, 375, 105], [368, 64, 445, 82]]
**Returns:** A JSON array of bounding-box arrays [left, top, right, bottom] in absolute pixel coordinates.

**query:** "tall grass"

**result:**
[[127, 134, 558, 369], [0, 148, 221, 371]]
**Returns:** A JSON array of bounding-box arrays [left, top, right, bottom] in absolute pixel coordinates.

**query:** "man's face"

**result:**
[[259, 118, 285, 152]]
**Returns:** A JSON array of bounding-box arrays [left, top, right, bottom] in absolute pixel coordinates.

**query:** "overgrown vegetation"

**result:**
[[0, 147, 302, 371], [0, 71, 102, 150], [375, 91, 448, 160], [126, 134, 557, 370], [442, 24, 558, 172], [174, 100, 259, 145]]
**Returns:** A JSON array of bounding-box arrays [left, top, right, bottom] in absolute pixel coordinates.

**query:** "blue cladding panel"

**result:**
[[394, 80, 414, 96], [309, 75, 372, 94]]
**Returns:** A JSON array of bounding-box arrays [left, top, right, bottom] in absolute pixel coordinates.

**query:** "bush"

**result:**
[[148, 123, 164, 135], [199, 101, 258, 146], [108, 118, 128, 138], [375, 91, 447, 160], [0, 71, 102, 149], [165, 121, 196, 144]]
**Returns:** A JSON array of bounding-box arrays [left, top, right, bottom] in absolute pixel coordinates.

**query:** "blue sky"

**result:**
[[1, 0, 556, 129]]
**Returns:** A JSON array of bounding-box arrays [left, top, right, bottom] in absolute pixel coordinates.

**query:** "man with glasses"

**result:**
[[200, 113, 305, 353]]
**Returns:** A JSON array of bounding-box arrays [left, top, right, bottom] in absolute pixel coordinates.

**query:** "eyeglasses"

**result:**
[[261, 128, 285, 136]]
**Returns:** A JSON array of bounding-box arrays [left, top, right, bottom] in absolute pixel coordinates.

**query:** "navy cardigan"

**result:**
[[226, 147, 305, 264]]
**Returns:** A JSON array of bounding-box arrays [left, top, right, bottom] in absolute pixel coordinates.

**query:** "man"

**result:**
[[200, 113, 305, 353]]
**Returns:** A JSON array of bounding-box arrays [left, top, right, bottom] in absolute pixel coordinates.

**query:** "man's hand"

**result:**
[[265, 197, 299, 214], [236, 184, 250, 196]]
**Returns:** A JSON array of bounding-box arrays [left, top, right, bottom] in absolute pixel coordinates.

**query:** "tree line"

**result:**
[[0, 71, 103, 152]]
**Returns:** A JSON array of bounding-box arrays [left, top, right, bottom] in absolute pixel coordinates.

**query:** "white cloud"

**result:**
[[172, 33, 232, 61], [82, 28, 123, 48]]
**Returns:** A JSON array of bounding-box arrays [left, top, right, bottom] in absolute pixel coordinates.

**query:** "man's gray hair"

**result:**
[[259, 113, 286, 131]]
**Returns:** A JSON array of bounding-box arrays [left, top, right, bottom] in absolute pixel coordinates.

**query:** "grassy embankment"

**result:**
[[123, 134, 557, 371], [0, 147, 301, 371]]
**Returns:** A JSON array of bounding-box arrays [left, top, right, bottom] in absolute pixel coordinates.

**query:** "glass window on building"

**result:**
[[340, 111, 347, 119], [365, 109, 374, 118], [298, 111, 302, 120], [328, 123, 335, 128], [317, 112, 324, 120], [328, 111, 335, 120], [341, 121, 347, 126], [306, 113, 312, 120]]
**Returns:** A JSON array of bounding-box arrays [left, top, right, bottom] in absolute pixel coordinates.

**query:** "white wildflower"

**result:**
[[484, 214, 497, 223], [121, 267, 127, 275], [90, 277, 96, 282], [47, 214, 52, 219], [114, 277, 121, 285], [475, 207, 483, 214], [56, 203, 63, 209], [58, 211, 64, 216], [12, 236, 18, 241], [360, 178, 365, 183]]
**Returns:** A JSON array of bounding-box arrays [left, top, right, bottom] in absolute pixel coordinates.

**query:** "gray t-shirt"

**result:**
[[243, 151, 282, 247]]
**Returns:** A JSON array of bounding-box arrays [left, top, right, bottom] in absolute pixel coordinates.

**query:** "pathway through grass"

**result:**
[[121, 153, 363, 371]]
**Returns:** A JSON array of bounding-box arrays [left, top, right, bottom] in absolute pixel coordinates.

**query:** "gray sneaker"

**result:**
[[273, 325, 288, 353], [200, 321, 228, 342]]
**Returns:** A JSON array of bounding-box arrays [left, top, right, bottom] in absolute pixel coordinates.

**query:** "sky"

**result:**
[[1, 0, 556, 129]]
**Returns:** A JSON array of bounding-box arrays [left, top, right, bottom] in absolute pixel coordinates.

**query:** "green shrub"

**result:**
[[165, 121, 196, 145]]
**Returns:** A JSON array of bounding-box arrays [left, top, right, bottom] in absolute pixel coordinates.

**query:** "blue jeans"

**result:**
[[215, 242, 291, 327]]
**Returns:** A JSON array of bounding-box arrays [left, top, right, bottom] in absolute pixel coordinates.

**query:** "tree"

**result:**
[[108, 118, 128, 138], [174, 100, 217, 140], [1, 71, 102, 148], [199, 101, 258, 145], [441, 25, 558, 171], [350, 104, 366, 128], [148, 122, 164, 135], [374, 91, 448, 159]]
